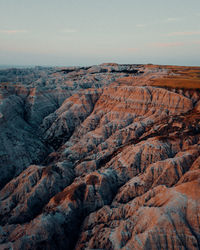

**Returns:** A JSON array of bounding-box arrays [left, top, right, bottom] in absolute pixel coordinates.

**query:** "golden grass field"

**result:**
[[148, 65, 200, 89]]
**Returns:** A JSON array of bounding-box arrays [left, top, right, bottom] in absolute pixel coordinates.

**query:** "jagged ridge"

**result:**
[[0, 64, 200, 250]]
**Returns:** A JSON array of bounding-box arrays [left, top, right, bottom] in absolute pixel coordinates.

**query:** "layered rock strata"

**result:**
[[0, 64, 200, 249]]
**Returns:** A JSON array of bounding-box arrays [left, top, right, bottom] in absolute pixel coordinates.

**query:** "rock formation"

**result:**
[[0, 64, 200, 249]]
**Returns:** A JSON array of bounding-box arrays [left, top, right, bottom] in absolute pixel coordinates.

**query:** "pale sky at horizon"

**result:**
[[0, 0, 200, 66]]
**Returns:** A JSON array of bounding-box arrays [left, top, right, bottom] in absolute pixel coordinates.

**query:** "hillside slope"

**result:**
[[0, 64, 200, 249]]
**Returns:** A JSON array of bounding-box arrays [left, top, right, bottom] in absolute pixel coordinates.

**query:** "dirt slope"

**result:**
[[0, 64, 200, 250]]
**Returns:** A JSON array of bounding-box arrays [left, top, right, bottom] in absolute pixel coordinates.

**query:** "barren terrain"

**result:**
[[0, 63, 200, 249]]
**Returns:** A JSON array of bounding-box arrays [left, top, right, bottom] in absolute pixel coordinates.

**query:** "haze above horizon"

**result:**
[[0, 0, 200, 66]]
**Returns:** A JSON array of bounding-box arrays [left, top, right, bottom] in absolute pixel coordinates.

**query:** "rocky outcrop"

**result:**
[[0, 162, 74, 225], [0, 64, 200, 249], [76, 178, 200, 250], [0, 95, 50, 188]]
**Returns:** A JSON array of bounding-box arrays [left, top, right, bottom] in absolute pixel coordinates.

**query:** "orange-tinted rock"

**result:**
[[0, 64, 200, 249]]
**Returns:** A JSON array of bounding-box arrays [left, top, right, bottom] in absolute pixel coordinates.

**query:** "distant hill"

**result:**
[[0, 64, 35, 69]]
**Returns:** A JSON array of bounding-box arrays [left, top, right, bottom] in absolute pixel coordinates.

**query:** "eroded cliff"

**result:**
[[0, 64, 200, 249]]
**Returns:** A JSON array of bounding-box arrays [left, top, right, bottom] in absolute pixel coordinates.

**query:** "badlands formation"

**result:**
[[0, 63, 200, 249]]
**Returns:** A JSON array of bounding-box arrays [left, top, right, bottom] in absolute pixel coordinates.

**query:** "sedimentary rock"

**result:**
[[0, 64, 200, 249]]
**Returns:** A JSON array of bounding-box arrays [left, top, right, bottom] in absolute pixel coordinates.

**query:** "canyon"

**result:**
[[0, 63, 200, 249]]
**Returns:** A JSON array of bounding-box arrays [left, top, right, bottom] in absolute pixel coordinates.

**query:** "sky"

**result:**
[[0, 0, 200, 66]]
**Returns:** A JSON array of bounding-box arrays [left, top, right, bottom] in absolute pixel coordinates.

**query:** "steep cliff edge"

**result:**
[[0, 64, 200, 250]]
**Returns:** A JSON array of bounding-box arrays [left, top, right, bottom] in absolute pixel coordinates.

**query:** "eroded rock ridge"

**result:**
[[0, 64, 200, 250]]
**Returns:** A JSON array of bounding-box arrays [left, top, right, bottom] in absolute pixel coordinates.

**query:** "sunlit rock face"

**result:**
[[0, 64, 200, 250]]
